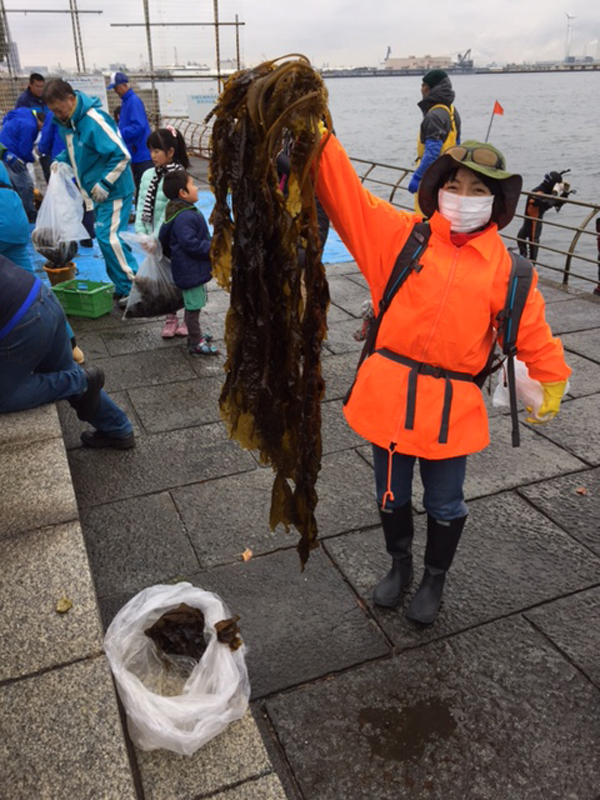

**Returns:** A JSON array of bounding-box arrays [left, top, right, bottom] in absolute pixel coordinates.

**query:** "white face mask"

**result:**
[[437, 189, 494, 233]]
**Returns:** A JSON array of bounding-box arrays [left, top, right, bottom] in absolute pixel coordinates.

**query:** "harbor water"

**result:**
[[156, 70, 600, 287]]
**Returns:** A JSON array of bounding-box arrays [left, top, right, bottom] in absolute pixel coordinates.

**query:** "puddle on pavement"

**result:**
[[358, 697, 457, 762]]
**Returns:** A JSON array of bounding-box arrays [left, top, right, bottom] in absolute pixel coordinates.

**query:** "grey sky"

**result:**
[[6, 0, 600, 72]]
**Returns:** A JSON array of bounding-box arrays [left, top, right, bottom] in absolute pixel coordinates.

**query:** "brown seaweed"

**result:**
[[207, 55, 332, 567]]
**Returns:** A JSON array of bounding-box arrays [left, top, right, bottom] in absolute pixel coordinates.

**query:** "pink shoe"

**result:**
[[175, 322, 189, 337], [161, 315, 179, 338]]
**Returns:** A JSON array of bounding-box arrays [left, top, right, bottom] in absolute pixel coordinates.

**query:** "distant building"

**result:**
[[383, 54, 452, 71]]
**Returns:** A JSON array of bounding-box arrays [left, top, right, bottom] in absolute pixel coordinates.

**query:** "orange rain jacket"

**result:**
[[315, 135, 571, 460]]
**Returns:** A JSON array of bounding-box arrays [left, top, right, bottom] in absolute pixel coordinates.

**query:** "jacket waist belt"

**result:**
[[376, 348, 474, 445]]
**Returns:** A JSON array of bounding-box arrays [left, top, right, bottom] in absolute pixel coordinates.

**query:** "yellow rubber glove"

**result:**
[[526, 380, 567, 424]]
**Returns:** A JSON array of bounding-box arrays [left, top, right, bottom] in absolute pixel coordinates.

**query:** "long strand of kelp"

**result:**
[[206, 56, 332, 567]]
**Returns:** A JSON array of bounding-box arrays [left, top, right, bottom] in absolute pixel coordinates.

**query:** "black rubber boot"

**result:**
[[372, 502, 414, 608], [406, 514, 467, 625]]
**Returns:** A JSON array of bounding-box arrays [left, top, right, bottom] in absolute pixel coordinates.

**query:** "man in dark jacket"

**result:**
[[158, 170, 217, 356], [408, 70, 461, 206], [15, 73, 46, 112], [0, 255, 135, 448], [0, 107, 44, 221], [107, 71, 153, 198]]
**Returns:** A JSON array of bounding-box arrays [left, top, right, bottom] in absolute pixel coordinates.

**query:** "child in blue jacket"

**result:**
[[158, 170, 218, 355]]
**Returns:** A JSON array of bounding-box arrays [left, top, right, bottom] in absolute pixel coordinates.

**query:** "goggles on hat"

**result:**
[[445, 145, 504, 171]]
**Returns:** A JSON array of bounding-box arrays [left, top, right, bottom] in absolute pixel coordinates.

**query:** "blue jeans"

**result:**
[[0, 283, 132, 437], [3, 155, 36, 223], [372, 445, 468, 520]]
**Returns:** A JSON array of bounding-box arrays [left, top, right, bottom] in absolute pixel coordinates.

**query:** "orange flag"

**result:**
[[493, 100, 504, 115]]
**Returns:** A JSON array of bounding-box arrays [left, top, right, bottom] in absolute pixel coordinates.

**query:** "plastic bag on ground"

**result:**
[[492, 358, 544, 415], [32, 162, 89, 265], [121, 232, 183, 318], [104, 582, 251, 756]]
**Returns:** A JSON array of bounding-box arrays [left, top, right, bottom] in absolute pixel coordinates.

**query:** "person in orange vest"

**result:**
[[516, 170, 573, 262], [408, 70, 461, 211], [315, 135, 571, 625]]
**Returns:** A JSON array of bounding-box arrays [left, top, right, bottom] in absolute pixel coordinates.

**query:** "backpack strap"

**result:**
[[344, 222, 431, 404], [497, 251, 534, 447]]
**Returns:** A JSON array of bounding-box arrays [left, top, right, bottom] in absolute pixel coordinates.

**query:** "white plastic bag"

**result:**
[[104, 582, 251, 756], [121, 232, 183, 318], [492, 358, 544, 415], [32, 162, 89, 264]]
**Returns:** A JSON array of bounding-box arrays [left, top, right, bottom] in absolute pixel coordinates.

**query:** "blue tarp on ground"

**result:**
[[30, 191, 352, 286]]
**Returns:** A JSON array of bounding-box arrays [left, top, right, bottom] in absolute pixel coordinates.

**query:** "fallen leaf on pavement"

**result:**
[[56, 596, 73, 613]]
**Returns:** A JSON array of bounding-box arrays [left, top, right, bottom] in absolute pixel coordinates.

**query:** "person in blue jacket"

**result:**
[[0, 255, 135, 449], [15, 72, 46, 112], [0, 146, 34, 272], [43, 79, 138, 300], [158, 170, 218, 356], [0, 106, 44, 222], [16, 73, 52, 184], [107, 71, 153, 199]]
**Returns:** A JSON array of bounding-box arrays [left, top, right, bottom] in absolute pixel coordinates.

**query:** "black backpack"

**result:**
[[346, 222, 534, 447]]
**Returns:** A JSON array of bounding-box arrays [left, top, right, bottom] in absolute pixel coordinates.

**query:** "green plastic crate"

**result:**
[[51, 279, 115, 319]]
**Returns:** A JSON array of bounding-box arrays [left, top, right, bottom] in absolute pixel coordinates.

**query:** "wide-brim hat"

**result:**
[[418, 140, 523, 230]]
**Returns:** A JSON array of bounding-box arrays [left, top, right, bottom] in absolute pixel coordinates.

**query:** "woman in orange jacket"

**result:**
[[315, 136, 571, 624]]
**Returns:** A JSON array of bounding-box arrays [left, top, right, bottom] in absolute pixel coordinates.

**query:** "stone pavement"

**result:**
[[2, 214, 600, 795]]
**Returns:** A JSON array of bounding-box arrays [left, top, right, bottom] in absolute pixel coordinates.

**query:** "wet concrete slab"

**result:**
[[127, 376, 223, 432], [531, 394, 600, 465], [561, 327, 600, 363], [321, 398, 365, 454], [0, 657, 136, 800], [79, 492, 200, 597], [68, 422, 257, 508], [562, 351, 600, 397], [543, 297, 600, 334], [171, 449, 379, 569], [321, 351, 359, 400], [322, 317, 366, 355], [518, 466, 600, 556], [93, 348, 197, 392], [100, 320, 188, 356], [325, 491, 600, 649], [525, 586, 600, 688], [186, 547, 390, 699], [264, 615, 600, 800], [327, 274, 369, 317]]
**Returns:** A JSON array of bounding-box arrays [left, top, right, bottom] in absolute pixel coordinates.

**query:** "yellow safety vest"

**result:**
[[416, 104, 458, 159], [414, 104, 458, 214]]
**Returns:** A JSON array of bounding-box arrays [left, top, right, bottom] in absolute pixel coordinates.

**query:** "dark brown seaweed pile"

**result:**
[[207, 55, 332, 567], [144, 603, 207, 662], [32, 227, 78, 266], [124, 276, 183, 318]]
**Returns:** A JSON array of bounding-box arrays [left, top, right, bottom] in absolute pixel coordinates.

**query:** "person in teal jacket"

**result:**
[[42, 79, 137, 298]]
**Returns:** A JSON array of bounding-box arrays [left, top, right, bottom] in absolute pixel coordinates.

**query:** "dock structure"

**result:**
[[1, 157, 599, 798]]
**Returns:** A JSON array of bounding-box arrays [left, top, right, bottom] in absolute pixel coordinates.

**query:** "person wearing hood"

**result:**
[[517, 170, 572, 262], [42, 79, 138, 301], [407, 70, 461, 211], [314, 132, 571, 625], [0, 106, 45, 222]]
